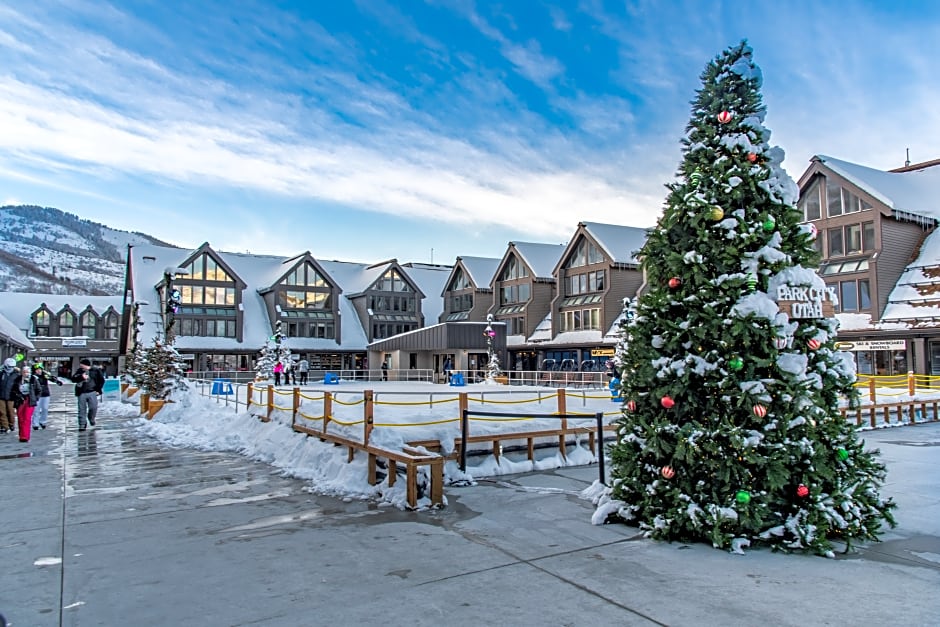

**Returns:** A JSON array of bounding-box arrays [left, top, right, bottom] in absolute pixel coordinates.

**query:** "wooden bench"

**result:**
[[366, 445, 444, 509]]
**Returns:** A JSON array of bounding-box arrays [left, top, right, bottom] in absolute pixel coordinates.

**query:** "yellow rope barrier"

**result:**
[[273, 388, 293, 396], [466, 394, 558, 404], [271, 404, 293, 411], [374, 397, 459, 406], [298, 393, 325, 401], [469, 416, 535, 423], [332, 397, 365, 406], [328, 416, 365, 426], [374, 417, 461, 427], [296, 411, 325, 422]]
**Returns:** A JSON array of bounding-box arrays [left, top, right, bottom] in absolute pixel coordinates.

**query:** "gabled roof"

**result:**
[[881, 228, 940, 324], [0, 309, 33, 350], [256, 253, 342, 295], [812, 155, 940, 220], [456, 256, 500, 290], [581, 222, 648, 265], [509, 242, 565, 280], [0, 292, 122, 338]]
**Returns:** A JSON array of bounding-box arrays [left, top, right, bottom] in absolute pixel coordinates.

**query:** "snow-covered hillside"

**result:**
[[0, 205, 171, 295]]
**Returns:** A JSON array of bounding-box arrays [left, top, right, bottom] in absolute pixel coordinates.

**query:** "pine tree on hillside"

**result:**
[[595, 42, 895, 556]]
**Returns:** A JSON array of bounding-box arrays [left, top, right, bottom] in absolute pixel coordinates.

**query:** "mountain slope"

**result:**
[[0, 205, 172, 295]]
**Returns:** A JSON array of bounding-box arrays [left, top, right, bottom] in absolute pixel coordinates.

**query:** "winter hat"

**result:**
[[80, 358, 92, 366], [3, 358, 15, 368]]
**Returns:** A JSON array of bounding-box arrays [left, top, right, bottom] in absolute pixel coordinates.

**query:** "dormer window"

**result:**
[[81, 311, 97, 338], [103, 311, 120, 339], [59, 311, 75, 337], [825, 180, 872, 217], [564, 239, 604, 269], [375, 268, 412, 292], [500, 256, 528, 281], [33, 310, 50, 337], [448, 268, 471, 291]]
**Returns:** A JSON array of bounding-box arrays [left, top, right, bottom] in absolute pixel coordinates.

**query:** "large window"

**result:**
[[800, 178, 822, 221], [826, 181, 873, 217], [448, 268, 471, 291], [564, 239, 604, 268], [285, 263, 327, 288], [282, 291, 331, 309], [179, 254, 233, 282], [560, 308, 601, 332], [500, 256, 529, 281], [178, 319, 237, 338], [567, 270, 605, 295], [58, 311, 74, 337], [827, 222, 876, 258], [500, 283, 530, 305], [372, 323, 416, 340], [451, 293, 473, 312], [369, 295, 415, 312], [375, 269, 412, 292], [80, 311, 97, 338], [837, 279, 871, 312], [182, 286, 236, 306]]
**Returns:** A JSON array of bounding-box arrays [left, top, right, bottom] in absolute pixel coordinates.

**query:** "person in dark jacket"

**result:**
[[72, 359, 104, 430], [13, 365, 42, 442], [0, 357, 18, 434], [32, 363, 62, 430]]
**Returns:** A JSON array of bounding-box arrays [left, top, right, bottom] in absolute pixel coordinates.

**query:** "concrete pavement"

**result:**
[[1, 388, 938, 626]]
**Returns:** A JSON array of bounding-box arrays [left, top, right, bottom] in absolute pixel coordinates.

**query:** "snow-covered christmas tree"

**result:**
[[255, 340, 277, 381], [139, 338, 187, 400], [122, 303, 146, 385], [595, 42, 895, 556], [484, 313, 502, 382]]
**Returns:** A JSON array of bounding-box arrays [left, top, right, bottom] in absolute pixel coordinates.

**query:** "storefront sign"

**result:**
[[61, 338, 87, 347], [775, 285, 837, 319], [590, 348, 615, 357], [834, 339, 907, 352]]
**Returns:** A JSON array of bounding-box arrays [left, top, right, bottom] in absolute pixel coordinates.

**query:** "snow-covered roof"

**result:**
[[815, 155, 940, 220], [879, 228, 940, 326], [457, 256, 500, 289], [512, 242, 566, 279], [550, 330, 613, 346], [0, 310, 33, 349], [527, 311, 552, 343], [127, 244, 450, 351], [0, 292, 122, 337], [581, 222, 649, 265]]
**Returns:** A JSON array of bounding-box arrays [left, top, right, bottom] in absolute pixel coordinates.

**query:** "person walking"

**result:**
[[0, 357, 18, 434], [32, 363, 62, 430], [297, 358, 309, 385], [273, 361, 284, 386], [71, 359, 104, 431], [14, 365, 41, 442], [381, 361, 389, 381], [443, 357, 452, 383]]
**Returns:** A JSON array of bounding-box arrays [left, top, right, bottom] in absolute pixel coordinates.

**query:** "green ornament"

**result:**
[[762, 217, 776, 231], [837, 448, 849, 461], [708, 206, 724, 221], [735, 490, 751, 504], [689, 170, 703, 186], [746, 274, 757, 291], [728, 356, 743, 371]]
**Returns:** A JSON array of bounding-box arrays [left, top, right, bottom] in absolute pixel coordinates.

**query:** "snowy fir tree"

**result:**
[[255, 340, 277, 381], [122, 304, 146, 385], [484, 313, 502, 382], [139, 339, 187, 400], [595, 42, 894, 556]]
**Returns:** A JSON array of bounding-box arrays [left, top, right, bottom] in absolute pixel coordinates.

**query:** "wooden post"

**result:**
[[430, 458, 443, 506], [367, 452, 377, 485], [406, 464, 418, 508], [247, 382, 253, 409], [323, 392, 332, 436], [908, 371, 916, 397], [292, 387, 300, 425], [557, 388, 567, 460], [457, 392, 468, 462], [364, 389, 374, 444], [264, 385, 273, 422]]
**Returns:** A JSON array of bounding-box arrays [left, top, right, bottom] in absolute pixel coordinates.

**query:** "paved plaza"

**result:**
[[1, 388, 938, 626]]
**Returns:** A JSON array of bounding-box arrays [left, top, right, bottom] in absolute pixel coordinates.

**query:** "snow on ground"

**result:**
[[100, 379, 937, 510]]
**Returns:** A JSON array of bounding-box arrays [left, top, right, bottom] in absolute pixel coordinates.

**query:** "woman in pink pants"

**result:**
[[14, 366, 41, 443]]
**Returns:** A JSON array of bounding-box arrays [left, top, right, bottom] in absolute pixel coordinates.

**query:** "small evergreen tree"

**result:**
[[122, 304, 146, 385], [139, 339, 187, 400], [255, 341, 277, 381], [597, 42, 894, 556], [484, 314, 502, 382]]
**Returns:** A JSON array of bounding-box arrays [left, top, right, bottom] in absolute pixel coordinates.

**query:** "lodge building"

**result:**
[[0, 155, 937, 380]]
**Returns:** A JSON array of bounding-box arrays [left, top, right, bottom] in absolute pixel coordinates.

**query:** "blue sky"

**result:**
[[0, 1, 937, 264]]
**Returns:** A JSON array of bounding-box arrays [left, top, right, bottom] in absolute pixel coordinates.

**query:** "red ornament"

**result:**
[[668, 277, 681, 289], [661, 395, 675, 409], [807, 339, 821, 350], [747, 152, 758, 163], [796, 484, 809, 498], [752, 404, 767, 418], [626, 400, 637, 412], [661, 466, 675, 479], [717, 111, 732, 124]]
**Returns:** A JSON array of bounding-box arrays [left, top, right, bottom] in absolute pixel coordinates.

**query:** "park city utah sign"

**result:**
[[775, 285, 837, 319]]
